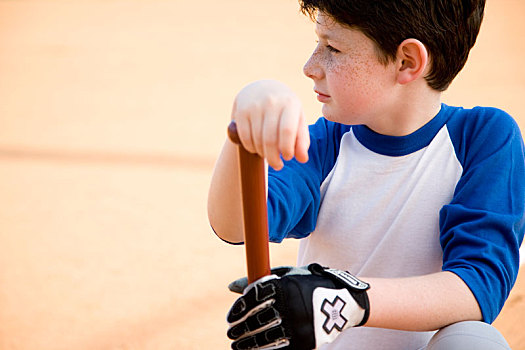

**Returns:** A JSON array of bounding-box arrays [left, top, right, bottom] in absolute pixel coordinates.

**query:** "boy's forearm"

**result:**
[[364, 271, 482, 331], [207, 140, 244, 243]]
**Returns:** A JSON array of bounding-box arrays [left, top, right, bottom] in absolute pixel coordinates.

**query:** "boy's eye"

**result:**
[[315, 40, 340, 54], [326, 45, 340, 53]]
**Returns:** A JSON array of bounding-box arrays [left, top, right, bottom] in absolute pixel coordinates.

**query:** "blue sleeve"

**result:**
[[267, 118, 349, 243], [441, 107, 525, 323]]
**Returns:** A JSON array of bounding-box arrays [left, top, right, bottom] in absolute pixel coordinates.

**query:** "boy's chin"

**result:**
[[322, 104, 366, 126], [321, 105, 336, 120], [322, 108, 354, 125]]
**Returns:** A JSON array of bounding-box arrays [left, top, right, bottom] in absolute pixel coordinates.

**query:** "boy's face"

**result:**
[[303, 12, 397, 128]]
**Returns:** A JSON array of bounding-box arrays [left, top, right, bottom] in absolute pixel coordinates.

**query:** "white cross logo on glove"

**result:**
[[321, 296, 348, 334]]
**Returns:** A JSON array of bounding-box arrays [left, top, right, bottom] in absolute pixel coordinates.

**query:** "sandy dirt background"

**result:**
[[0, 0, 524, 349]]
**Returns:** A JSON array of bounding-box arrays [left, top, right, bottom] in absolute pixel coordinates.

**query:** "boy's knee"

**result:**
[[425, 321, 510, 350]]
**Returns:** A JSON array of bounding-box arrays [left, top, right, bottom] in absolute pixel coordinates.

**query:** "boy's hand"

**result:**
[[231, 80, 310, 170], [226, 263, 370, 350]]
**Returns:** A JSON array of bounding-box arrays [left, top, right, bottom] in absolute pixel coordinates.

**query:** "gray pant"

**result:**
[[423, 321, 510, 350]]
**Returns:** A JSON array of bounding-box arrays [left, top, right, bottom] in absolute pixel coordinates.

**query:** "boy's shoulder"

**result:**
[[444, 104, 520, 139], [443, 104, 523, 166], [445, 104, 515, 124]]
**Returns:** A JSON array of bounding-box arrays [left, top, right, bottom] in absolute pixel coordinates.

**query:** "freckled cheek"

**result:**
[[329, 63, 359, 99], [347, 62, 378, 97]]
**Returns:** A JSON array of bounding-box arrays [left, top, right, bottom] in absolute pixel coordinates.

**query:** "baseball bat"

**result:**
[[227, 121, 271, 283]]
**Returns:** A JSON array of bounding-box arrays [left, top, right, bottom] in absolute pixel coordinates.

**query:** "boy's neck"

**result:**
[[367, 85, 442, 137]]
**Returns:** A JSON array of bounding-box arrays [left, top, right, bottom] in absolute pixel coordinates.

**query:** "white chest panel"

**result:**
[[298, 127, 463, 278]]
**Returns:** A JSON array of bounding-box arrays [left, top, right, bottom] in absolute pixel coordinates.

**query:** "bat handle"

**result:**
[[228, 121, 271, 284]]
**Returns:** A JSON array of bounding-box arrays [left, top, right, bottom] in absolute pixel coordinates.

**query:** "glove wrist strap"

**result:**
[[309, 263, 371, 327]]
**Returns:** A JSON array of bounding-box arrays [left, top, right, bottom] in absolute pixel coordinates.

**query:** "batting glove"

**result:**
[[226, 263, 370, 350]]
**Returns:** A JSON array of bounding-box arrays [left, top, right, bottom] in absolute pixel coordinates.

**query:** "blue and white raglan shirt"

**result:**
[[266, 104, 525, 349]]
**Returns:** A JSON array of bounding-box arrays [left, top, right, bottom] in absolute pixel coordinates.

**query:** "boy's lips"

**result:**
[[315, 89, 331, 103]]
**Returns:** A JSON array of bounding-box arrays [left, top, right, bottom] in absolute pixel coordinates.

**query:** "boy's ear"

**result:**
[[396, 39, 429, 85]]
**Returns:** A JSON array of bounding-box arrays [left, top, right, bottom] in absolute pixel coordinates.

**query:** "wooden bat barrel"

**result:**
[[227, 121, 271, 283]]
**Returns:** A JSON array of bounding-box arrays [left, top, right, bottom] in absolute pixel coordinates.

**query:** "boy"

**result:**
[[208, 0, 525, 349]]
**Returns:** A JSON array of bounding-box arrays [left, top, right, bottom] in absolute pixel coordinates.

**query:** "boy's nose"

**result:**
[[303, 53, 323, 80]]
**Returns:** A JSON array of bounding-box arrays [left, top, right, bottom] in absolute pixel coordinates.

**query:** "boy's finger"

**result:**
[[234, 114, 256, 155], [263, 108, 284, 171], [278, 102, 302, 162], [249, 106, 266, 158], [294, 114, 310, 163]]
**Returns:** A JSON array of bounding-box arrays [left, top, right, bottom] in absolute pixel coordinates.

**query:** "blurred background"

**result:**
[[0, 0, 523, 349]]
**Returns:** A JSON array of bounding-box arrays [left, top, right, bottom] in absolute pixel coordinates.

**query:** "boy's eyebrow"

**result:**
[[315, 31, 333, 40], [314, 29, 340, 42]]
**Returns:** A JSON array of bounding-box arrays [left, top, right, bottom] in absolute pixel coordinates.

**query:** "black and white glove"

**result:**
[[226, 263, 370, 350]]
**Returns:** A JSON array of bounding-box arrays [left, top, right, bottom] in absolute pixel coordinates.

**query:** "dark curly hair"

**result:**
[[299, 0, 485, 91]]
